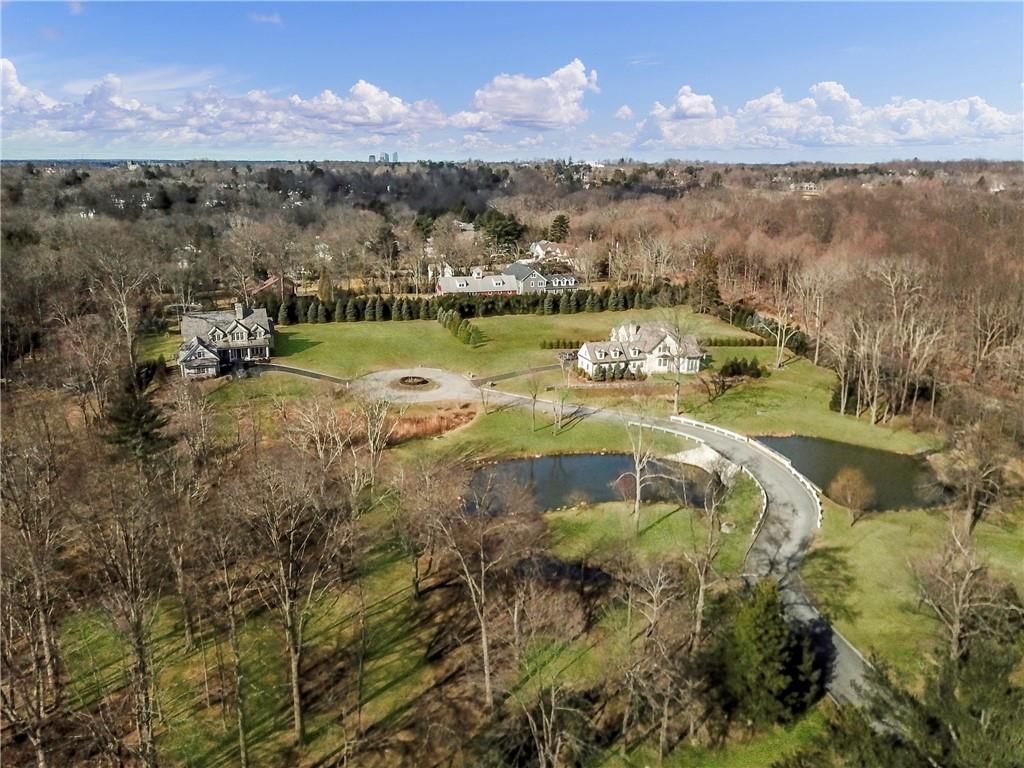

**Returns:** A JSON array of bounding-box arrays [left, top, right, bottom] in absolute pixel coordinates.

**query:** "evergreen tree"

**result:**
[[773, 641, 1024, 768], [365, 296, 378, 321], [609, 289, 621, 311], [374, 297, 386, 321], [402, 299, 414, 321], [717, 581, 818, 728], [317, 302, 328, 323], [543, 293, 555, 315], [297, 296, 310, 324], [594, 365, 606, 382], [584, 293, 596, 312], [549, 213, 570, 242], [345, 298, 359, 322], [277, 300, 290, 326], [105, 372, 171, 463], [419, 299, 431, 320], [334, 298, 344, 322], [306, 301, 318, 324]]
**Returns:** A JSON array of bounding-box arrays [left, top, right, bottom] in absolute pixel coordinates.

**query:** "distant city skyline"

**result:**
[[2, 2, 1022, 161]]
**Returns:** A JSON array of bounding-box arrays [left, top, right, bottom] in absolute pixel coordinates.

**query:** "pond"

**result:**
[[756, 435, 942, 510], [473, 453, 711, 511]]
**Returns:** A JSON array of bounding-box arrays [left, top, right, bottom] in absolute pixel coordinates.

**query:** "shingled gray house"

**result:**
[[177, 303, 274, 378], [435, 262, 578, 296]]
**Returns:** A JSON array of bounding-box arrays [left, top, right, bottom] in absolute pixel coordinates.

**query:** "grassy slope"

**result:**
[[802, 500, 1024, 678]]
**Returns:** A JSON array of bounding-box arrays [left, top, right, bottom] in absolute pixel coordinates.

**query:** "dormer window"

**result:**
[[612, 349, 621, 358], [596, 350, 606, 360], [457, 280, 469, 288], [254, 327, 264, 338], [631, 347, 641, 357], [232, 330, 247, 342]]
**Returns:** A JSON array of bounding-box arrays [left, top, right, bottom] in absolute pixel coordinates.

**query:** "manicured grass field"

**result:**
[[547, 472, 761, 575], [802, 500, 1024, 679], [145, 307, 756, 381], [401, 402, 693, 461]]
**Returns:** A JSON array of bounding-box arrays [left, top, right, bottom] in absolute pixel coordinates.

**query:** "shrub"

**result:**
[[827, 466, 877, 522]]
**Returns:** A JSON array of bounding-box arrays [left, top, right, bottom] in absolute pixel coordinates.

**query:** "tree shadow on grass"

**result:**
[[274, 330, 323, 356], [798, 545, 860, 624]]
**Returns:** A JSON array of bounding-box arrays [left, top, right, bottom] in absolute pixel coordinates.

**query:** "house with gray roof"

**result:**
[[177, 303, 274, 378], [578, 321, 703, 378], [435, 261, 578, 296]]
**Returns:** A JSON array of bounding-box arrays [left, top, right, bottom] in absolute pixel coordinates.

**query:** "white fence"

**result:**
[[668, 415, 824, 528], [637, 421, 770, 548]]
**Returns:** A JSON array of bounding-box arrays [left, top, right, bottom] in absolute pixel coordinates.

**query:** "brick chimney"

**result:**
[[234, 302, 244, 320]]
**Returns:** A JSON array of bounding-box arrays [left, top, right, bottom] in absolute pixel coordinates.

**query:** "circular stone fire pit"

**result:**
[[397, 375, 431, 387]]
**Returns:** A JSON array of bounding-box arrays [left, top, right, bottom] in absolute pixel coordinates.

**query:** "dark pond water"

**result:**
[[756, 435, 942, 510], [473, 453, 711, 511]]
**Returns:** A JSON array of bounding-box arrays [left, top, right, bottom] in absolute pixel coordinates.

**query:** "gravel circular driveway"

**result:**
[[351, 367, 479, 403]]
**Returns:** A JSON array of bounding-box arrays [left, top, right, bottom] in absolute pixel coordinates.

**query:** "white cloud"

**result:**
[[68, 1, 85, 16], [456, 59, 599, 130], [640, 80, 1022, 151], [650, 85, 718, 121], [63, 66, 219, 97], [249, 12, 282, 25], [3, 57, 1019, 159]]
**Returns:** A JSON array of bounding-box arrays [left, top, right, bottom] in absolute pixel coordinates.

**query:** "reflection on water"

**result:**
[[756, 435, 942, 510], [472, 453, 710, 511]]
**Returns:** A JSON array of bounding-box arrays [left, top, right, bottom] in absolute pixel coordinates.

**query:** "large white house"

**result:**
[[578, 321, 703, 378]]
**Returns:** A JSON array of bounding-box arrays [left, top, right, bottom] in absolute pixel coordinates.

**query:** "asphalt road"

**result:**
[[246, 362, 872, 706], [487, 387, 873, 707]]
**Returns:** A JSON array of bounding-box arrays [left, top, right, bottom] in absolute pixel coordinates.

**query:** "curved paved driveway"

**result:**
[[485, 386, 872, 707], [251, 363, 871, 705]]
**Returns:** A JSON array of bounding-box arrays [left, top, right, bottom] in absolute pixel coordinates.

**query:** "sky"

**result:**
[[2, 1, 1022, 161]]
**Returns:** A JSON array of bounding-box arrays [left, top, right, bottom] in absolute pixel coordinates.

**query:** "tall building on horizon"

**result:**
[[368, 154, 376, 163]]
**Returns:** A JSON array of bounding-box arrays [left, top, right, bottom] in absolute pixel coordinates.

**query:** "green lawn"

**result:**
[[802, 500, 1024, 679], [594, 707, 827, 768], [499, 346, 939, 455], [547, 472, 761, 575], [155, 307, 755, 382], [400, 403, 693, 461]]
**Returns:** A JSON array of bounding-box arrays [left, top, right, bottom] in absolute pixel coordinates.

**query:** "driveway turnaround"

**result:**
[[351, 367, 480, 403]]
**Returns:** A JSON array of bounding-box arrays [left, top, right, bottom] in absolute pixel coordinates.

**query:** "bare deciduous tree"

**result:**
[[78, 468, 163, 768], [239, 456, 354, 744], [353, 394, 405, 490], [915, 517, 1023, 660], [432, 476, 539, 709]]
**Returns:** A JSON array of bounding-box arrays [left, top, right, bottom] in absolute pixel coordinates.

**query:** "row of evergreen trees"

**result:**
[[437, 308, 483, 345], [588, 363, 646, 382], [259, 281, 689, 327]]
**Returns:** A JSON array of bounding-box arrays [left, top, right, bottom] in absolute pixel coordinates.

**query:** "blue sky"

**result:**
[[2, 2, 1022, 161]]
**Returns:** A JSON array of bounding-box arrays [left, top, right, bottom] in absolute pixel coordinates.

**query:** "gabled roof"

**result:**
[[180, 306, 273, 346], [178, 337, 219, 365], [504, 262, 546, 282]]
